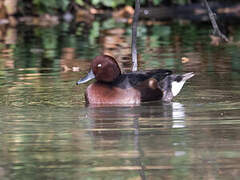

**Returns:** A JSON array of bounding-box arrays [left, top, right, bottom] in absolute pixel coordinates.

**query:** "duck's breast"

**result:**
[[86, 82, 141, 105]]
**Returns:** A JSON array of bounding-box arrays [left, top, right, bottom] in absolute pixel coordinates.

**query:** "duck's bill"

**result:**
[[76, 70, 95, 85]]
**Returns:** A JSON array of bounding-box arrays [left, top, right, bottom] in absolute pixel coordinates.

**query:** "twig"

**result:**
[[131, 0, 140, 72], [203, 0, 229, 42]]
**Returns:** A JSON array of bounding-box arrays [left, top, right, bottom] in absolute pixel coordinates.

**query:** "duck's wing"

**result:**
[[146, 69, 172, 81], [126, 69, 172, 86], [119, 69, 171, 101]]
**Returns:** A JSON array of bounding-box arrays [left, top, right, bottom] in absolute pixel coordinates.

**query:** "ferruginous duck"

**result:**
[[76, 55, 194, 105]]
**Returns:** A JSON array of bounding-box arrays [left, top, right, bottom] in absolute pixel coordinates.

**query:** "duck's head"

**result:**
[[76, 55, 121, 84]]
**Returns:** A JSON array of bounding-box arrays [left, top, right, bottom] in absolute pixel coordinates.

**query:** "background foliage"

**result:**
[[17, 0, 199, 15], [16, 0, 236, 16]]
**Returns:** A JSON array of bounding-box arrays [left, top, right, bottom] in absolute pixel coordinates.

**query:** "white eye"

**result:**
[[97, 64, 102, 68]]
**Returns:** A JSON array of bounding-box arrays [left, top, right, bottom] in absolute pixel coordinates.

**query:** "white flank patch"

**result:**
[[171, 81, 185, 96]]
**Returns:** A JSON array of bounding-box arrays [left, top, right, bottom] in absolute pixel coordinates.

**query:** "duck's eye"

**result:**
[[97, 64, 102, 68]]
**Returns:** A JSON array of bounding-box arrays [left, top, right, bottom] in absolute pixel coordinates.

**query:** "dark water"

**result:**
[[0, 18, 240, 180]]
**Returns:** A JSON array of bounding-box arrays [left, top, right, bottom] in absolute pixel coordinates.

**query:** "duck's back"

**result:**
[[127, 69, 172, 86]]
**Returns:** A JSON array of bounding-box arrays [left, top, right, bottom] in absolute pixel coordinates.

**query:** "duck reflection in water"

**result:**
[[83, 102, 186, 147], [76, 55, 194, 105]]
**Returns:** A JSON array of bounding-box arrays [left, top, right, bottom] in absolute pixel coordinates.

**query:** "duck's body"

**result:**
[[77, 55, 194, 105]]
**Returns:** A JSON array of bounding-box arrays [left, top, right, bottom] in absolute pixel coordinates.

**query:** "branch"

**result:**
[[203, 0, 229, 42], [131, 0, 140, 72]]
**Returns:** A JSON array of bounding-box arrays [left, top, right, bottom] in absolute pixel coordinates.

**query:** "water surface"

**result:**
[[0, 19, 240, 179]]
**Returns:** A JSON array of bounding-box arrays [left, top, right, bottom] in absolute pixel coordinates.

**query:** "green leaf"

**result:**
[[153, 0, 162, 6], [91, 0, 101, 6], [58, 0, 70, 11], [75, 0, 84, 6]]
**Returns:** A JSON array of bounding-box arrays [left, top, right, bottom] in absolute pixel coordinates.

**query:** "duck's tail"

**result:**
[[160, 72, 195, 102], [181, 72, 195, 82], [171, 72, 195, 97]]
